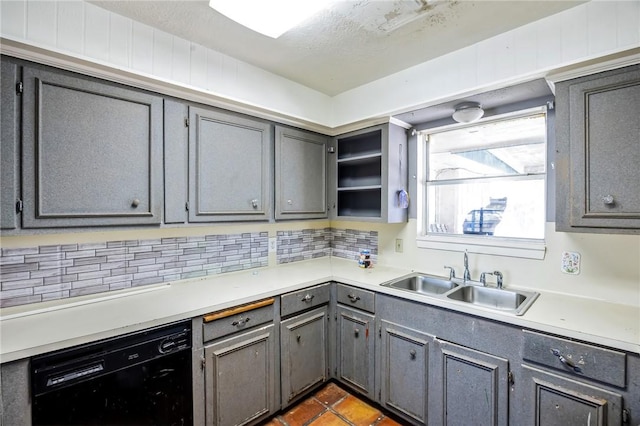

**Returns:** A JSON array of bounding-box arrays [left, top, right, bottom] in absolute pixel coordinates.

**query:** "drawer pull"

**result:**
[[301, 294, 315, 303], [348, 294, 361, 302], [409, 349, 417, 360], [296, 335, 301, 342], [354, 328, 359, 337], [232, 317, 250, 327], [551, 348, 583, 373]]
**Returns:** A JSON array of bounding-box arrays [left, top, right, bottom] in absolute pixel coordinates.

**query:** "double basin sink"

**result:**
[[380, 273, 539, 316]]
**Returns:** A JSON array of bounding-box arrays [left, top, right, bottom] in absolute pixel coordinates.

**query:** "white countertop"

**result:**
[[1, 257, 639, 363]]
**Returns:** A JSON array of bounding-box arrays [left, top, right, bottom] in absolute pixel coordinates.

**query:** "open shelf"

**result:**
[[337, 189, 382, 218]]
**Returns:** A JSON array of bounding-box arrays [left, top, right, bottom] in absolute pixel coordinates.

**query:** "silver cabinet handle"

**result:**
[[251, 199, 258, 208], [348, 294, 360, 303], [603, 195, 615, 205], [231, 317, 250, 327], [296, 335, 301, 342], [131, 198, 140, 208], [410, 349, 417, 360], [301, 294, 315, 303], [354, 328, 359, 337], [551, 348, 582, 373]]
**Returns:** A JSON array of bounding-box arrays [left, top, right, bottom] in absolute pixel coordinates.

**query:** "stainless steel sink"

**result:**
[[380, 273, 539, 316], [381, 274, 459, 295], [446, 285, 538, 316]]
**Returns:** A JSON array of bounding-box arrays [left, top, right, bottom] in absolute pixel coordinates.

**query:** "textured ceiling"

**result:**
[[90, 0, 585, 96]]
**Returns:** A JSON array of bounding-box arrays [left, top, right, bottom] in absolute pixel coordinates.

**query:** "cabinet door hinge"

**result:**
[[16, 81, 23, 95], [185, 117, 189, 127], [185, 201, 189, 211], [622, 408, 629, 424], [200, 356, 206, 371], [508, 371, 514, 385], [15, 199, 23, 213], [378, 326, 382, 338], [378, 390, 381, 400]]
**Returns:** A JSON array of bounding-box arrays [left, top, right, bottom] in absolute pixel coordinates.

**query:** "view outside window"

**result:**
[[425, 112, 547, 240]]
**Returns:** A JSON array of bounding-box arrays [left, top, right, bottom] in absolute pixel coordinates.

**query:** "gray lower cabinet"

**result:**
[[188, 106, 272, 222], [280, 306, 329, 404], [520, 365, 623, 426], [378, 320, 432, 425], [555, 64, 640, 233], [204, 324, 278, 426], [275, 126, 328, 220], [431, 339, 510, 426], [20, 65, 163, 228], [336, 305, 375, 397]]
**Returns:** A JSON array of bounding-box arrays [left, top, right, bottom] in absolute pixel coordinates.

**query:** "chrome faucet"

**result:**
[[479, 272, 493, 287], [444, 266, 456, 280], [463, 250, 471, 282]]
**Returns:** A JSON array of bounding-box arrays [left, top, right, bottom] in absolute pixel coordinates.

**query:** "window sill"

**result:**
[[416, 234, 546, 260]]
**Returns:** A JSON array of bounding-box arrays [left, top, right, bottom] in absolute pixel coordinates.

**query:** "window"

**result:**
[[417, 107, 548, 259]]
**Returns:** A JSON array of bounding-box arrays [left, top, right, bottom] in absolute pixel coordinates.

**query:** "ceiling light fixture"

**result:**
[[209, 0, 332, 39], [452, 102, 484, 123]]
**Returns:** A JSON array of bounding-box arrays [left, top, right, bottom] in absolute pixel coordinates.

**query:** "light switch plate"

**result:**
[[268, 237, 276, 253]]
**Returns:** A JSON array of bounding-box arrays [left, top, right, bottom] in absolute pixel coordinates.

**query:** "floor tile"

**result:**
[[333, 395, 383, 426], [315, 382, 348, 407], [308, 411, 351, 426], [262, 419, 286, 426], [373, 416, 404, 426], [282, 397, 327, 426]]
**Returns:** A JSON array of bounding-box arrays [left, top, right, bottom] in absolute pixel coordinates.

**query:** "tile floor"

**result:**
[[262, 382, 404, 426]]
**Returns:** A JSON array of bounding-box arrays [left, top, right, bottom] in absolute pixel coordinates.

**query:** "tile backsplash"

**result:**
[[0, 228, 378, 308]]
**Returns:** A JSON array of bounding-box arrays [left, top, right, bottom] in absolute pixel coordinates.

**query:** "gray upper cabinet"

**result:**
[[275, 126, 328, 220], [556, 64, 640, 233], [21, 66, 163, 228], [330, 122, 408, 223], [188, 106, 272, 222], [163, 99, 189, 224], [1, 59, 19, 230]]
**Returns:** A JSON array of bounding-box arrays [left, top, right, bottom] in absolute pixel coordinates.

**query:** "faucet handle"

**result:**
[[493, 271, 503, 288], [444, 266, 456, 280], [479, 272, 493, 286]]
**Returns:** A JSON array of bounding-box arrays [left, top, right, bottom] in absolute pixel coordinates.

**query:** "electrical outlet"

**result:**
[[395, 238, 403, 253], [561, 251, 580, 274], [268, 237, 277, 253]]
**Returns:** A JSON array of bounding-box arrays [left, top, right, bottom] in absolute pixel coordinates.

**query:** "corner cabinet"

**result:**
[[188, 106, 272, 222], [20, 65, 163, 228], [275, 126, 328, 220], [555, 64, 640, 233], [330, 122, 408, 222]]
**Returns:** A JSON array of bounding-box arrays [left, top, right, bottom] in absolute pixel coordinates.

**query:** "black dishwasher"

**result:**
[[31, 320, 193, 426]]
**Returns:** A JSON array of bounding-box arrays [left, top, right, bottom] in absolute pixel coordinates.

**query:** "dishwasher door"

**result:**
[[31, 321, 193, 426]]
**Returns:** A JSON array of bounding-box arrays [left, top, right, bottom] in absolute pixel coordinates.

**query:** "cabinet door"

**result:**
[[204, 324, 277, 426], [275, 126, 328, 220], [379, 320, 432, 424], [189, 106, 272, 222], [431, 339, 509, 426], [280, 306, 329, 404], [336, 306, 375, 396], [21, 66, 163, 228], [556, 64, 640, 232], [520, 365, 622, 426], [1, 59, 19, 230]]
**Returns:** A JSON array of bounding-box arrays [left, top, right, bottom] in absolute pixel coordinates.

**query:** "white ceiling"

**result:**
[[90, 0, 585, 96]]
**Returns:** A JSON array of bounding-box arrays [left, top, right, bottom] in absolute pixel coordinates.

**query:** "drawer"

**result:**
[[337, 284, 375, 313], [522, 329, 626, 388], [203, 298, 275, 342], [281, 283, 331, 317]]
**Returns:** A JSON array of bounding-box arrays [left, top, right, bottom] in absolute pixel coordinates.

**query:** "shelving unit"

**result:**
[[331, 123, 408, 223]]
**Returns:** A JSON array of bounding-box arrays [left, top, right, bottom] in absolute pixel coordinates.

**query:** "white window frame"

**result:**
[[416, 106, 548, 260]]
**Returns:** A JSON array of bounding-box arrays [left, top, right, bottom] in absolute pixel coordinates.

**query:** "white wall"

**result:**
[[1, 1, 638, 128], [331, 0, 640, 126], [0, 0, 333, 126]]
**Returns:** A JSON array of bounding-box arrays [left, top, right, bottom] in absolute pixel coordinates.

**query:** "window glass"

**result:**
[[424, 112, 546, 240]]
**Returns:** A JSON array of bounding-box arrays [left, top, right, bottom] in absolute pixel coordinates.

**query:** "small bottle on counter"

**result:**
[[358, 249, 371, 268]]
